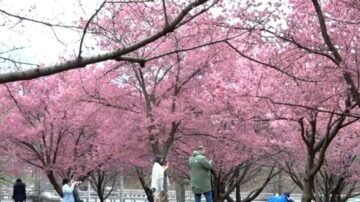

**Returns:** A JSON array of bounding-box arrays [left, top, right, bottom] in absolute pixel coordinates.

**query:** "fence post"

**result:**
[[88, 180, 91, 202], [119, 176, 124, 202]]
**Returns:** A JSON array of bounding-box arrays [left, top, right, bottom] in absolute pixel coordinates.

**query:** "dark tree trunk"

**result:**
[[46, 171, 62, 197], [163, 172, 169, 202], [235, 185, 240, 202], [136, 168, 154, 202], [302, 176, 314, 202]]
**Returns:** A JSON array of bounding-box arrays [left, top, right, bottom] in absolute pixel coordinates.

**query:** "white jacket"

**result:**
[[151, 162, 169, 198]]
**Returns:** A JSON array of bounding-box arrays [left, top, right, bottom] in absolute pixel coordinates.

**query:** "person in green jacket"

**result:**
[[188, 146, 213, 202]]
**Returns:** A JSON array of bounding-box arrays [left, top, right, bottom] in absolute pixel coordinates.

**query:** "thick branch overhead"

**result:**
[[0, 0, 210, 83]]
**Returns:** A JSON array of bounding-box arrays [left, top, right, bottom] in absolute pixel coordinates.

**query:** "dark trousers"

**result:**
[[195, 191, 213, 202]]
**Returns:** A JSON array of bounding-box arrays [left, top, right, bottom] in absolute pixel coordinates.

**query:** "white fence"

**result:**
[[0, 190, 302, 202], [2, 190, 360, 202]]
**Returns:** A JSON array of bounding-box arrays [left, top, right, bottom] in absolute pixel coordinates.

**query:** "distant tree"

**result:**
[[0, 74, 124, 196]]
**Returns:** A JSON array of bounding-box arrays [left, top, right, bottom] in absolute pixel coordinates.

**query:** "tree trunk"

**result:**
[[175, 178, 185, 202], [302, 153, 315, 202], [225, 195, 234, 202], [99, 194, 105, 202], [46, 171, 62, 197], [136, 168, 154, 202], [276, 171, 282, 194], [302, 176, 314, 202], [302, 160, 316, 202], [313, 178, 322, 202], [212, 173, 222, 202], [235, 185, 240, 202], [162, 172, 169, 202], [97, 180, 104, 202]]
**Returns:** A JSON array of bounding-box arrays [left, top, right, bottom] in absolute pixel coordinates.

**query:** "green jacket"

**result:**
[[188, 151, 212, 193]]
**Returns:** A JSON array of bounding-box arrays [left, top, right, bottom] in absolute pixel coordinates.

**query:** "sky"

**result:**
[[0, 0, 103, 70], [0, 0, 290, 73]]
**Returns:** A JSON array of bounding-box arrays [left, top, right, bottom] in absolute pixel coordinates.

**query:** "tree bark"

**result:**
[[301, 150, 315, 202], [175, 178, 185, 202], [46, 171, 62, 197], [136, 168, 154, 202], [302, 176, 314, 202], [235, 185, 240, 202]]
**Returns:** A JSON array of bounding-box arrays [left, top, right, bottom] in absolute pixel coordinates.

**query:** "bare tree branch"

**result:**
[[225, 41, 316, 82], [310, 0, 360, 109], [78, 1, 106, 58], [256, 95, 360, 118], [260, 28, 338, 65], [0, 0, 211, 83], [0, 9, 81, 29], [0, 56, 39, 67], [162, 0, 169, 26], [310, 0, 342, 64]]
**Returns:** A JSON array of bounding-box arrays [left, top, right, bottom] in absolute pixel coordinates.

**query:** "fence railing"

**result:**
[[3, 189, 360, 202], [0, 190, 314, 202]]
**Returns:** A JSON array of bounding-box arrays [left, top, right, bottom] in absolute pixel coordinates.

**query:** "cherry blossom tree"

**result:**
[[212, 0, 360, 202], [0, 73, 127, 196], [311, 130, 360, 202], [2, 2, 360, 202]]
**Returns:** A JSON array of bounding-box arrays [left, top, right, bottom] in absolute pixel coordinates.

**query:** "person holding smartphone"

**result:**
[[62, 178, 77, 202], [151, 156, 170, 202]]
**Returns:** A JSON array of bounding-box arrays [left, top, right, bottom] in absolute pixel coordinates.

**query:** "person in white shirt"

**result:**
[[151, 156, 169, 202]]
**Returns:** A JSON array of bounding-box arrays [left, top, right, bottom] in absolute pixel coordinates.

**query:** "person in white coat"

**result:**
[[151, 156, 169, 202]]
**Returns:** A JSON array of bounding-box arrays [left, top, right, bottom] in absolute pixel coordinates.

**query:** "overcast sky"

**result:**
[[0, 0, 290, 72], [0, 0, 102, 69]]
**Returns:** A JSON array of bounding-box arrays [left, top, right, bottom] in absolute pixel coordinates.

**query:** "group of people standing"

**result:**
[[12, 146, 292, 202], [15, 145, 291, 202], [12, 146, 212, 202], [11, 177, 82, 202], [13, 145, 212, 202], [151, 145, 213, 202]]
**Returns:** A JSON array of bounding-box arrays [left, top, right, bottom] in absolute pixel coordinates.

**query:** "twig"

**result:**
[[78, 1, 106, 59]]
